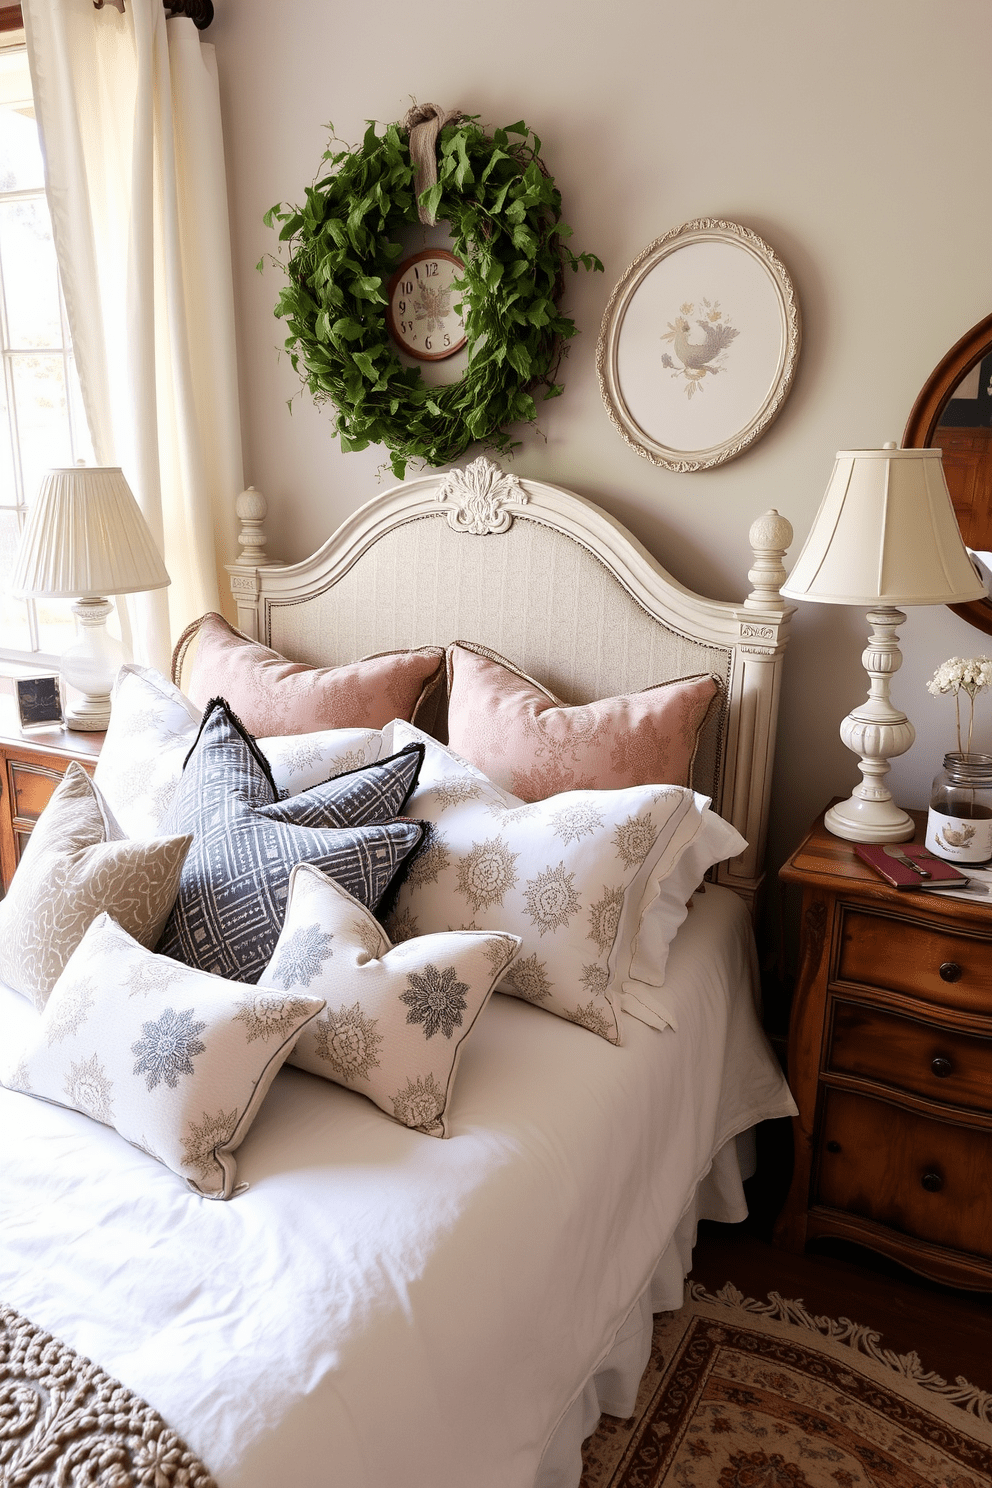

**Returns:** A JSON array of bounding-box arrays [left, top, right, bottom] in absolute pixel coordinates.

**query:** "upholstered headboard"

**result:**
[[220, 458, 794, 913]]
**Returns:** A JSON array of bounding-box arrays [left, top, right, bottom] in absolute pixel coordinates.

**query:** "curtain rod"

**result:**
[[93, 0, 215, 29]]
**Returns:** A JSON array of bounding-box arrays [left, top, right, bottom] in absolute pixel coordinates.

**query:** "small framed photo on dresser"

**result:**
[[15, 675, 64, 731]]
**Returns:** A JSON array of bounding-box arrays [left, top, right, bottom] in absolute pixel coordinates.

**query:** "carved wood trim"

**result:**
[[434, 457, 529, 534]]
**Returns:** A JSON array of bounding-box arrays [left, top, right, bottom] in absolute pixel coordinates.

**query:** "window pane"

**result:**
[[0, 508, 31, 651], [36, 595, 76, 657], [12, 354, 71, 504], [0, 368, 16, 506], [0, 51, 43, 192], [0, 198, 62, 348], [0, 45, 93, 664]]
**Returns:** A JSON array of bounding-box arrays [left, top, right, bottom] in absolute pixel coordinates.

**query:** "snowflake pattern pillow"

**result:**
[[3, 914, 324, 1199], [382, 723, 727, 1044], [259, 864, 520, 1136], [95, 664, 385, 838]]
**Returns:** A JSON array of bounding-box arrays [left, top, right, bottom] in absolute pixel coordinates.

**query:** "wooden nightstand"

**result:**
[[0, 694, 104, 893], [775, 806, 992, 1290]]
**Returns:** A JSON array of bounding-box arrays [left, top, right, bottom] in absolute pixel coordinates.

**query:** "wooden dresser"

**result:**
[[0, 695, 104, 893], [775, 807, 992, 1290]]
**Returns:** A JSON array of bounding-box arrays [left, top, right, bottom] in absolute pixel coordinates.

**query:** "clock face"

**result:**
[[386, 249, 467, 362]]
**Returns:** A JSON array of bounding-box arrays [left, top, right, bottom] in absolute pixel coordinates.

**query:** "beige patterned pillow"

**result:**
[[0, 763, 191, 1011], [4, 913, 324, 1198], [258, 864, 520, 1137]]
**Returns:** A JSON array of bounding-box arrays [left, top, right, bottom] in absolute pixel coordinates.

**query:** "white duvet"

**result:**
[[0, 886, 796, 1488]]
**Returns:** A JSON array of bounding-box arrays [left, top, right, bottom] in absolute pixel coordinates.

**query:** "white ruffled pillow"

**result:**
[[382, 722, 745, 1043], [259, 864, 520, 1136], [95, 665, 384, 837], [4, 914, 324, 1199], [624, 803, 747, 991]]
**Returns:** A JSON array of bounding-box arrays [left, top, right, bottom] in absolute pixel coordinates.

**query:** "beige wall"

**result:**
[[209, 0, 992, 879]]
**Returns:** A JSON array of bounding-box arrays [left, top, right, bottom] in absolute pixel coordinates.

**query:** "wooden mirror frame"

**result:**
[[903, 311, 992, 636]]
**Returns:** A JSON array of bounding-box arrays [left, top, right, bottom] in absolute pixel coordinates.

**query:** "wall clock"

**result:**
[[386, 249, 467, 362]]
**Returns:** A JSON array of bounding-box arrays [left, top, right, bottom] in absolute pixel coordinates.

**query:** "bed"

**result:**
[[0, 456, 797, 1488]]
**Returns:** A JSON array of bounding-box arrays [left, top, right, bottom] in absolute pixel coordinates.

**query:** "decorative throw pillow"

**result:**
[[382, 723, 742, 1044], [258, 864, 520, 1136], [95, 664, 385, 838], [156, 700, 426, 983], [0, 763, 191, 1012], [445, 641, 720, 801], [185, 612, 444, 736], [4, 914, 323, 1199]]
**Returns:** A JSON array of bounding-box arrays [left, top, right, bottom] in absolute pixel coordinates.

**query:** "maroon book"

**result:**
[[854, 842, 970, 890]]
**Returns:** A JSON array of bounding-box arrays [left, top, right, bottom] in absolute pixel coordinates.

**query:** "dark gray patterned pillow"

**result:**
[[155, 699, 425, 983]]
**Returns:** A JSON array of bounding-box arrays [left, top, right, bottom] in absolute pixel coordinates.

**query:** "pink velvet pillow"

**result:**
[[185, 613, 444, 736], [445, 642, 720, 801]]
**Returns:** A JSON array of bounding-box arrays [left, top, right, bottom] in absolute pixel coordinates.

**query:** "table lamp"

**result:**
[[781, 443, 985, 843], [11, 467, 171, 732]]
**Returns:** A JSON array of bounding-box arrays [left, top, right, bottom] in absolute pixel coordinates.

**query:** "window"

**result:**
[[0, 36, 93, 666]]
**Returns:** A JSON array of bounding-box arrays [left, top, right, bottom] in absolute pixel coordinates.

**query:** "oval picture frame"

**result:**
[[597, 219, 801, 472]]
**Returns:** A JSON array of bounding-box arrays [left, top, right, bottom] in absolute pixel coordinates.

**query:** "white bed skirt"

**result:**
[[537, 1133, 750, 1488]]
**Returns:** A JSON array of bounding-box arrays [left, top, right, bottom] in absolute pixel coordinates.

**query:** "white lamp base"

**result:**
[[60, 598, 124, 733], [825, 605, 917, 845], [824, 795, 915, 843]]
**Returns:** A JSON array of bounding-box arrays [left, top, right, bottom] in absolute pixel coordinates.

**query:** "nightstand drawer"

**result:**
[[7, 758, 66, 823], [838, 906, 992, 1015], [829, 998, 992, 1112], [817, 1088, 992, 1261]]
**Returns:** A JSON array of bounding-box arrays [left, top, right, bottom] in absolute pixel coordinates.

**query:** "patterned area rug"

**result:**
[[581, 1282, 992, 1488], [0, 1302, 215, 1487]]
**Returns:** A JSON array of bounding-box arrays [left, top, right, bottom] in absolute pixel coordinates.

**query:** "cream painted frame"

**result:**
[[597, 220, 801, 472], [219, 458, 794, 914]]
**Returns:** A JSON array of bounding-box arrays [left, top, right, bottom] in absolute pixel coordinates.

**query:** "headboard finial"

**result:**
[[435, 457, 529, 535], [234, 485, 275, 566], [745, 508, 794, 611]]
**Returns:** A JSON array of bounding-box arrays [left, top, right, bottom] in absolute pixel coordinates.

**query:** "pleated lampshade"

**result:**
[[782, 446, 984, 607], [12, 467, 170, 599]]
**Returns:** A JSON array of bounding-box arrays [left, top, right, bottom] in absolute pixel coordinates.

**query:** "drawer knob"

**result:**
[[825, 1140, 841, 1154], [939, 961, 962, 983], [931, 1055, 953, 1078], [921, 1170, 943, 1193]]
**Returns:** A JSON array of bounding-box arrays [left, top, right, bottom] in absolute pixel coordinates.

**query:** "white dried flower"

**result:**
[[927, 655, 992, 752]]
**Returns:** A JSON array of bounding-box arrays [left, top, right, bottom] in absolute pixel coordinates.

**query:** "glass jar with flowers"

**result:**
[[925, 655, 992, 862]]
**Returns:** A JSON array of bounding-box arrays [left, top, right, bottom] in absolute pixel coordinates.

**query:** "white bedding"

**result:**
[[0, 884, 796, 1488]]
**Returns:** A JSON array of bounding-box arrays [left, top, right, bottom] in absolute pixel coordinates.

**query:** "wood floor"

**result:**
[[687, 1118, 992, 1398]]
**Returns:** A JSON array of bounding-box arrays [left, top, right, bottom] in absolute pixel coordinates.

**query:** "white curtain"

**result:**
[[22, 0, 241, 672]]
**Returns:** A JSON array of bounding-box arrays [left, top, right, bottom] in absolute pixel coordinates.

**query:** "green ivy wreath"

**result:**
[[265, 116, 602, 478]]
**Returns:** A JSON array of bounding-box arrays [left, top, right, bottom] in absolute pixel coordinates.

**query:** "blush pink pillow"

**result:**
[[184, 613, 444, 736], [445, 642, 719, 801]]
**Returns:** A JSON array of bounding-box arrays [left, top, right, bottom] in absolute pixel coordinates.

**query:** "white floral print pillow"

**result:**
[[259, 864, 520, 1137], [4, 914, 324, 1199], [382, 723, 736, 1044], [95, 664, 384, 837]]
